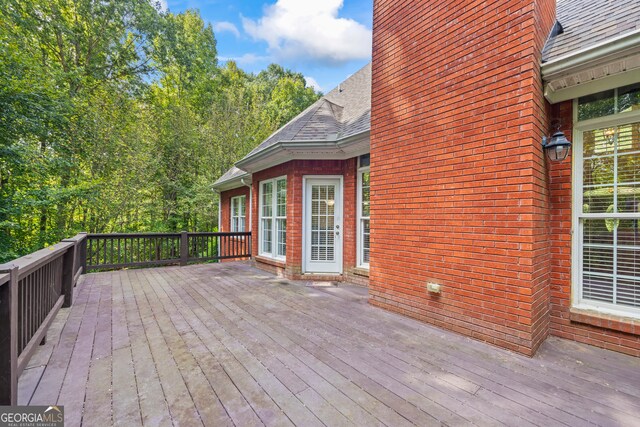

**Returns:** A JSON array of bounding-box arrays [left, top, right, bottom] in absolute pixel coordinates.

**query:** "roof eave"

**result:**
[[541, 30, 640, 104], [212, 173, 252, 191], [541, 29, 640, 80], [235, 130, 370, 173]]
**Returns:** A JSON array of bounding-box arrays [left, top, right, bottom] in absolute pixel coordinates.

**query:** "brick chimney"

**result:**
[[370, 0, 557, 355]]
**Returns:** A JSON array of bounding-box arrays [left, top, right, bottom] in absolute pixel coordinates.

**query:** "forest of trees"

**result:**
[[0, 0, 320, 262]]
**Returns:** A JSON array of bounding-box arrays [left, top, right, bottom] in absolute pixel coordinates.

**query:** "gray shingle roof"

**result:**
[[214, 63, 371, 188], [213, 166, 248, 187], [242, 63, 371, 159], [543, 0, 640, 63]]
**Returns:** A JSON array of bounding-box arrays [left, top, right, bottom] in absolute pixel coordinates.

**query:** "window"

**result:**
[[574, 85, 640, 317], [577, 83, 640, 122], [260, 177, 287, 259], [230, 196, 246, 232], [357, 154, 370, 268]]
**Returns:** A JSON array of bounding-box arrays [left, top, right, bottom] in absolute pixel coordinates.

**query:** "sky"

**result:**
[[162, 0, 373, 93]]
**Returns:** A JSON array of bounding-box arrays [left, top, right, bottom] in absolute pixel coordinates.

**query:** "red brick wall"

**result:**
[[370, 0, 556, 355], [250, 158, 366, 284], [220, 186, 251, 233], [219, 186, 251, 261], [548, 102, 640, 357]]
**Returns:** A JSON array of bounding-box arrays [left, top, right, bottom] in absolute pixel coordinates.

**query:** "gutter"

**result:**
[[212, 172, 251, 192], [241, 178, 252, 235], [235, 130, 370, 172], [212, 187, 221, 258], [541, 29, 640, 80], [217, 192, 221, 258]]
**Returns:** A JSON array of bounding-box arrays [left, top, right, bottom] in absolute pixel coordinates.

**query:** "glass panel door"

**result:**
[[304, 178, 342, 273]]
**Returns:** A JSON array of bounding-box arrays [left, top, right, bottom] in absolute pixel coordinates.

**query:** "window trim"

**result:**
[[571, 100, 640, 319], [230, 195, 246, 232], [258, 175, 287, 261], [357, 157, 370, 269]]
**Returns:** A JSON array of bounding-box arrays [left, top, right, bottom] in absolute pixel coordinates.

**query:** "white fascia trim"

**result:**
[[212, 174, 252, 192], [541, 29, 640, 80], [235, 130, 370, 173], [544, 71, 640, 104]]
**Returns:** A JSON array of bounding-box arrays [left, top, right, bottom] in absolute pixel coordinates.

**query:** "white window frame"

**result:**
[[230, 195, 246, 232], [259, 176, 287, 260], [357, 157, 370, 268], [572, 97, 640, 319]]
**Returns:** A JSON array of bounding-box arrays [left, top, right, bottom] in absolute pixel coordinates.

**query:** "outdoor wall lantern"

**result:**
[[542, 130, 572, 162]]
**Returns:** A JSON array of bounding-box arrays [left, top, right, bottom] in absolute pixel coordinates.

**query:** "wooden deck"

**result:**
[[18, 262, 640, 426]]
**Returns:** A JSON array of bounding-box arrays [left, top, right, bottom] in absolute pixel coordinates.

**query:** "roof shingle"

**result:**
[[213, 166, 248, 187], [543, 0, 640, 62], [242, 63, 371, 159]]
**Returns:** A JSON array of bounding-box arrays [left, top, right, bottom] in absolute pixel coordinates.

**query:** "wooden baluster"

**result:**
[[18, 278, 23, 354], [26, 272, 37, 348]]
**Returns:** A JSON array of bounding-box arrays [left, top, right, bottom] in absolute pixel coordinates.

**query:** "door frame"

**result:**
[[302, 175, 344, 274]]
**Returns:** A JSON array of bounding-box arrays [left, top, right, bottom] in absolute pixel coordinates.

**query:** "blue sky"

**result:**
[[163, 0, 373, 93]]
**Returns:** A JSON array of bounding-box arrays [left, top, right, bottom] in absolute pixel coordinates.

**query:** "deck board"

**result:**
[[21, 262, 640, 426]]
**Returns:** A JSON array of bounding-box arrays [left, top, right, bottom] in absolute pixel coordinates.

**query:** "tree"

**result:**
[[0, 3, 321, 262]]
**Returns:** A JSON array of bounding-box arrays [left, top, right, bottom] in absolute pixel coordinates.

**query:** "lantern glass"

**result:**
[[543, 131, 571, 162], [546, 144, 570, 161]]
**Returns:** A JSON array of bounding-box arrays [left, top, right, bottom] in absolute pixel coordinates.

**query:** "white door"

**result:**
[[304, 177, 343, 274]]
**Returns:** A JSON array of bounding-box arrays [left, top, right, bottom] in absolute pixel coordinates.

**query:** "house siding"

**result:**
[[250, 159, 369, 286], [370, 0, 557, 355], [548, 101, 640, 357]]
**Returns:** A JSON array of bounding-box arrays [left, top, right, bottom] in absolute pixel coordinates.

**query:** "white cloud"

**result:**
[[242, 0, 371, 64], [304, 76, 322, 92], [213, 21, 241, 38]]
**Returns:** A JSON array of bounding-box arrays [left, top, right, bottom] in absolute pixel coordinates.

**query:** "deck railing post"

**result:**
[[180, 231, 188, 266], [79, 232, 88, 275], [0, 264, 18, 405], [60, 242, 77, 308]]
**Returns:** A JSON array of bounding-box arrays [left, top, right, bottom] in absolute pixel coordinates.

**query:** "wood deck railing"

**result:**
[[86, 231, 252, 271], [0, 233, 85, 405], [0, 230, 251, 404]]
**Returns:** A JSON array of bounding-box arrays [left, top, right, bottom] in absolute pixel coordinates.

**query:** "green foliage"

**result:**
[[0, 2, 320, 262]]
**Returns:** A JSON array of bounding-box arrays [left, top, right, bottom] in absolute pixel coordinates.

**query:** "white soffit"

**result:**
[[544, 55, 640, 103]]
